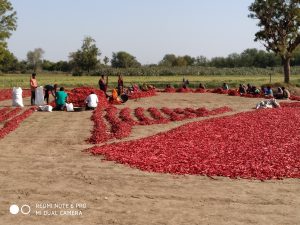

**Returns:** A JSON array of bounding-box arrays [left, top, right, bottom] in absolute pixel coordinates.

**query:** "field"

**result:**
[[1, 79, 300, 224], [1, 73, 300, 89]]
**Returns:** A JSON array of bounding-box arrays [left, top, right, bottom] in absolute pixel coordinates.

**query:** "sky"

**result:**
[[7, 0, 264, 64]]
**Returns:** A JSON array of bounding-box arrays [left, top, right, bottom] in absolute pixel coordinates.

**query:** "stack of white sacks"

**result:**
[[12, 86, 53, 112]]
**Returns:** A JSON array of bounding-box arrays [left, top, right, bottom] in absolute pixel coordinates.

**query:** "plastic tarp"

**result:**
[[35, 86, 44, 106], [256, 98, 280, 109]]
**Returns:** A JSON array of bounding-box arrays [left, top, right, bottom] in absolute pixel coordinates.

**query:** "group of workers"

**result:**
[[98, 74, 155, 104], [238, 83, 290, 99], [30, 73, 98, 111], [30, 72, 292, 111]]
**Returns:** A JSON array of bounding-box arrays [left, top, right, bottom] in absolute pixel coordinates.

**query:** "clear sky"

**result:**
[[7, 0, 263, 64]]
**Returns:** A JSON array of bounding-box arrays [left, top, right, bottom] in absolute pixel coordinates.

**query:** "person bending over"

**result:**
[[44, 84, 57, 104]]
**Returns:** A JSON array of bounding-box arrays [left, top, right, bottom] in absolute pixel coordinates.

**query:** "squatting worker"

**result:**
[[30, 73, 38, 105], [44, 84, 57, 104], [85, 91, 99, 110], [55, 87, 68, 111]]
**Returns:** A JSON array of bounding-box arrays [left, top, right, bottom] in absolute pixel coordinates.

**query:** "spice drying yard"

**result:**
[[1, 90, 300, 225]]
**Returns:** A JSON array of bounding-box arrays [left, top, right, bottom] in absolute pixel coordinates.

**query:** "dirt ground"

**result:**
[[0, 93, 300, 225]]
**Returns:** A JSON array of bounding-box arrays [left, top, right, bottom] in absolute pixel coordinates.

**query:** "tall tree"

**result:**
[[159, 54, 177, 66], [103, 56, 109, 65], [111, 51, 141, 68], [27, 48, 45, 72], [0, 0, 17, 45], [69, 36, 101, 73], [0, 0, 17, 72], [249, 0, 300, 83]]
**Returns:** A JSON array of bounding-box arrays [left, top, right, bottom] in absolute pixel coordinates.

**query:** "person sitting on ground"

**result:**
[[44, 84, 57, 104], [275, 87, 284, 99], [282, 87, 291, 99], [182, 78, 189, 89], [199, 83, 206, 89], [261, 85, 268, 95], [109, 88, 122, 104], [147, 84, 155, 90], [141, 83, 149, 91], [246, 83, 253, 94], [239, 84, 246, 94], [55, 87, 68, 111], [265, 86, 274, 97], [85, 91, 99, 110], [222, 83, 229, 90], [252, 86, 260, 95], [133, 84, 139, 92]]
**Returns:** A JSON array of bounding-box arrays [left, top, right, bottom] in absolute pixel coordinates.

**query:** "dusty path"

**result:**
[[0, 93, 299, 225]]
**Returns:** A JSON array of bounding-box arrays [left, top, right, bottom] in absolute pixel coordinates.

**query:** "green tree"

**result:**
[[0, 47, 17, 72], [159, 54, 177, 66], [249, 0, 300, 83], [183, 55, 195, 66], [69, 36, 101, 73], [0, 0, 17, 72], [27, 48, 45, 72], [103, 56, 109, 65], [0, 0, 17, 44], [42, 59, 55, 71], [111, 51, 141, 68], [195, 56, 208, 66]]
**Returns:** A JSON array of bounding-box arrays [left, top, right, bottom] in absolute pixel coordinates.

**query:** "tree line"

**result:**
[[4, 39, 300, 74], [1, 0, 300, 83]]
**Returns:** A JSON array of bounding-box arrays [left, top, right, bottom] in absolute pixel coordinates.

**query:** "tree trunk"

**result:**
[[282, 57, 290, 83]]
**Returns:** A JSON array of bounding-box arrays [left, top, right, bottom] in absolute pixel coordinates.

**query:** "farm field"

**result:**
[[1, 89, 300, 225], [1, 73, 300, 89]]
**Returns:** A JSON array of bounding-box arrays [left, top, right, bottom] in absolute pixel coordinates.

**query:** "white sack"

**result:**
[[12, 87, 24, 107], [38, 105, 53, 112], [35, 86, 44, 106], [66, 103, 74, 112]]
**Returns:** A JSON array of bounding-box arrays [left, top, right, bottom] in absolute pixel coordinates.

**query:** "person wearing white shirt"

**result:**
[[85, 92, 99, 110]]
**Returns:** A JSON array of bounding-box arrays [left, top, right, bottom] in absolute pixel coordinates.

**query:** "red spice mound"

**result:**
[[105, 106, 132, 139], [0, 108, 22, 122], [88, 106, 110, 144], [134, 107, 155, 125], [228, 89, 240, 96], [163, 87, 176, 93], [280, 102, 300, 108], [90, 107, 300, 180], [0, 108, 35, 139], [210, 88, 228, 94], [129, 89, 156, 99], [147, 107, 168, 123], [290, 95, 300, 101], [176, 88, 193, 93], [67, 87, 108, 108], [119, 108, 137, 125], [193, 88, 207, 93], [0, 107, 11, 115]]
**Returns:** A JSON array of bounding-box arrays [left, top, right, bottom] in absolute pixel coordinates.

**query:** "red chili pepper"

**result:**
[[89, 107, 300, 180]]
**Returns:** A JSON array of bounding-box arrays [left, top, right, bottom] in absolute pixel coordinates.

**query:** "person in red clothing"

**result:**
[[30, 73, 38, 105]]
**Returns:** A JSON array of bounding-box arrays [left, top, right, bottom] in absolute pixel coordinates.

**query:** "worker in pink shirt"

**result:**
[[30, 73, 38, 105]]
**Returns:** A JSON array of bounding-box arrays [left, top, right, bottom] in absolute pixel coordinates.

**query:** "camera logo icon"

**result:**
[[9, 204, 31, 215]]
